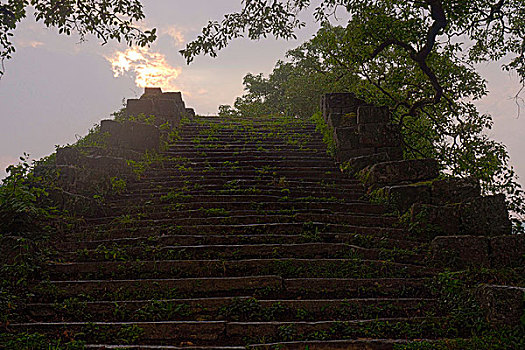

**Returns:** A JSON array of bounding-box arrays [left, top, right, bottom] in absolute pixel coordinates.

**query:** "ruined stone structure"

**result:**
[[321, 93, 402, 164], [5, 89, 523, 347], [126, 87, 189, 128]]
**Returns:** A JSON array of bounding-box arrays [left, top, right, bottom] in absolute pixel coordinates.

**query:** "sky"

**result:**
[[0, 0, 524, 184]]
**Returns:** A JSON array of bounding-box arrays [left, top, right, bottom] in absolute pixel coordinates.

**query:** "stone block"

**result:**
[[56, 147, 83, 166], [357, 105, 391, 124], [430, 236, 490, 268], [460, 194, 512, 236], [335, 147, 376, 163], [385, 183, 432, 213], [126, 99, 154, 118], [377, 146, 404, 161], [360, 159, 439, 187], [141, 87, 163, 97], [409, 203, 461, 238], [161, 91, 185, 105], [490, 235, 525, 268], [358, 123, 401, 148], [321, 93, 366, 121], [431, 177, 481, 205], [476, 284, 525, 327], [47, 188, 108, 217], [341, 153, 390, 176], [185, 108, 196, 118], [333, 126, 360, 150], [83, 155, 130, 174], [101, 120, 160, 152], [327, 112, 357, 129]]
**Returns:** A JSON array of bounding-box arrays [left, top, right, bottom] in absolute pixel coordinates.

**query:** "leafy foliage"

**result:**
[[0, 154, 52, 234], [1, 0, 157, 75]]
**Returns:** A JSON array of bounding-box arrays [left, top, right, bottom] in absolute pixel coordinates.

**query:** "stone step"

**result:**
[[84, 207, 386, 225], [126, 178, 362, 190], [79, 214, 397, 232], [149, 159, 335, 168], [107, 194, 360, 207], [54, 233, 422, 252], [162, 150, 329, 157], [140, 166, 342, 175], [116, 187, 363, 200], [8, 317, 439, 345], [57, 243, 426, 265], [134, 173, 347, 183], [29, 296, 436, 322], [65, 223, 409, 242], [167, 145, 327, 152], [107, 201, 381, 216], [46, 258, 433, 280], [32, 276, 431, 302]]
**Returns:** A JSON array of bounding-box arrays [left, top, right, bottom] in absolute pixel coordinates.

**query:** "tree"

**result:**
[[183, 1, 525, 221], [0, 0, 156, 75]]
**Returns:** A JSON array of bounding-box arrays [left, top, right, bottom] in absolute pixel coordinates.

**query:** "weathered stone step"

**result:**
[[58, 243, 425, 265], [140, 166, 341, 176], [171, 140, 326, 147], [107, 201, 382, 217], [162, 150, 329, 157], [32, 276, 430, 302], [159, 157, 336, 166], [8, 317, 439, 345], [117, 187, 362, 200], [107, 194, 360, 208], [80, 214, 397, 232], [29, 296, 436, 322], [249, 339, 433, 350], [86, 346, 243, 349], [126, 177, 362, 190], [85, 207, 384, 225], [135, 173, 347, 183], [54, 232, 422, 252], [167, 145, 326, 152], [66, 223, 408, 242], [46, 258, 433, 280], [150, 159, 335, 169]]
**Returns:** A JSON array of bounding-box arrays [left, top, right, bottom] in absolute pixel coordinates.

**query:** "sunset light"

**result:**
[[106, 47, 182, 91]]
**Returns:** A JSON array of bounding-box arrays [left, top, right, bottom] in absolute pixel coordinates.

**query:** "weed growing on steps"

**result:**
[[311, 111, 336, 157]]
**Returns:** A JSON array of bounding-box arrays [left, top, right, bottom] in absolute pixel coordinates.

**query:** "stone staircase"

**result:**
[[13, 115, 453, 348]]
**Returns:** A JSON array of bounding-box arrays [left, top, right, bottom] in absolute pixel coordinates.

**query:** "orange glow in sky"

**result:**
[[106, 47, 182, 91]]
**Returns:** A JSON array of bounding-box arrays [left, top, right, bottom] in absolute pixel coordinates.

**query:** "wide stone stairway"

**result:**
[[15, 115, 446, 348]]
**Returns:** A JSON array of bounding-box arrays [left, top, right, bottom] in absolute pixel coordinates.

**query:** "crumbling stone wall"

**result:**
[[321, 93, 403, 166], [52, 87, 193, 216], [322, 92, 520, 327], [126, 87, 190, 128]]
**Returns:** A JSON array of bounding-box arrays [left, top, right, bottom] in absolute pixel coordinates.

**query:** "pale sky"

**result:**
[[0, 0, 524, 184]]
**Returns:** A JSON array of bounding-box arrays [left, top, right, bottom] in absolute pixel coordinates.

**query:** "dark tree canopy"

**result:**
[[182, 0, 525, 106], [0, 0, 157, 75]]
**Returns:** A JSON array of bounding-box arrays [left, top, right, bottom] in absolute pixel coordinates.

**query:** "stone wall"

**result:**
[[126, 87, 190, 128], [52, 87, 192, 216], [321, 92, 520, 327], [321, 93, 403, 167]]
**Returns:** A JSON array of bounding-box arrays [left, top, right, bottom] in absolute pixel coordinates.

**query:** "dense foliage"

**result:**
[[0, 0, 156, 75]]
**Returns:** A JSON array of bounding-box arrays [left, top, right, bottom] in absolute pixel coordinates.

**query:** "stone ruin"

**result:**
[[126, 87, 195, 128], [51, 87, 194, 215], [322, 92, 523, 326]]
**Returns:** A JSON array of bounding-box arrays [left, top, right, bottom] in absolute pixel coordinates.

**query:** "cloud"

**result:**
[[105, 47, 182, 91], [17, 40, 44, 48], [162, 26, 186, 48]]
